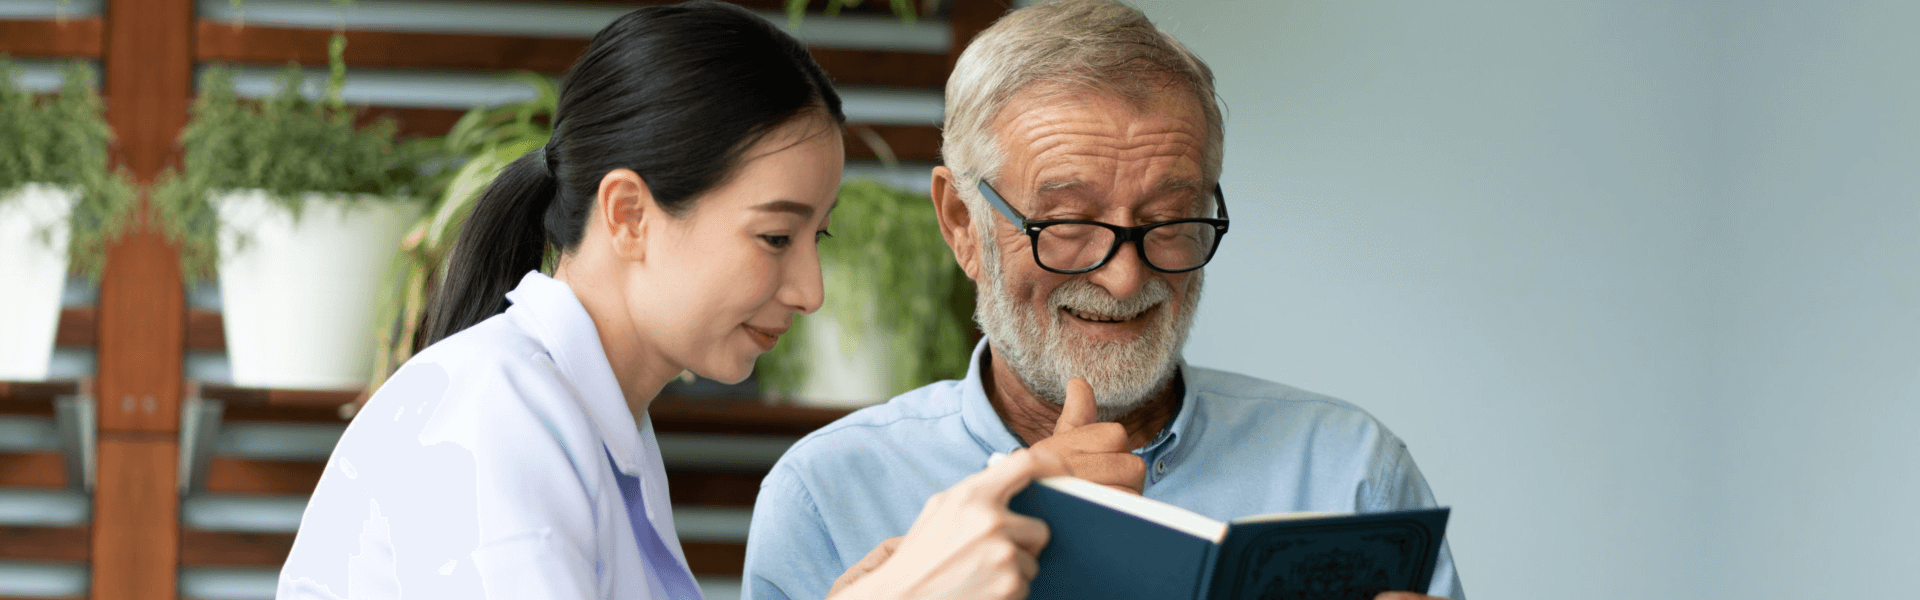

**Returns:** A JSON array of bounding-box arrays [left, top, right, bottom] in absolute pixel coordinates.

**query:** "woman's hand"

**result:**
[[828, 447, 1070, 600], [827, 536, 900, 597]]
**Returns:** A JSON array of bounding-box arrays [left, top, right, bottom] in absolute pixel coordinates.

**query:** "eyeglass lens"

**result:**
[[1035, 221, 1218, 272]]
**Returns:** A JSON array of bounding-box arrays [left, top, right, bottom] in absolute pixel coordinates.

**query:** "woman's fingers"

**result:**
[[1015, 545, 1040, 581], [963, 448, 1044, 505], [1003, 512, 1050, 555]]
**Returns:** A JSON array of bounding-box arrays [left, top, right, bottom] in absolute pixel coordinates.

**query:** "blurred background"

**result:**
[[0, 0, 1915, 599]]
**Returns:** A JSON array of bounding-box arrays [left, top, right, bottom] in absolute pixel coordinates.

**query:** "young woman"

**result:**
[[276, 3, 1064, 599]]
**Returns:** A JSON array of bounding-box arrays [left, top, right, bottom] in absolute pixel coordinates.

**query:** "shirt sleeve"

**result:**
[[1360, 434, 1467, 600], [742, 465, 845, 600]]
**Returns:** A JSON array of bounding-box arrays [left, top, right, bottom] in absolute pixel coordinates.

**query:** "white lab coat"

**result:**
[[278, 272, 697, 599]]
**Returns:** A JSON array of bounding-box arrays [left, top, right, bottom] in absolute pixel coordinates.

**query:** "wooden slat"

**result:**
[[197, 382, 359, 408], [0, 379, 81, 417], [221, 402, 349, 423], [810, 48, 950, 89], [195, 382, 850, 433], [174, 531, 743, 573], [197, 21, 583, 74], [946, 0, 1009, 71], [0, 451, 68, 488], [53, 306, 95, 347], [683, 540, 747, 576], [848, 124, 941, 162], [203, 457, 325, 495], [0, 379, 81, 401], [185, 307, 224, 351], [0, 525, 90, 563], [563, 0, 905, 15], [194, 21, 946, 89], [56, 306, 221, 350], [0, 18, 104, 58], [360, 105, 470, 139], [177, 530, 293, 567], [668, 468, 765, 507], [201, 458, 770, 503], [650, 397, 849, 436], [364, 105, 941, 160]]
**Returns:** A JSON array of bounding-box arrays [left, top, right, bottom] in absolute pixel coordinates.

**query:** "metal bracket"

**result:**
[[51, 379, 96, 494], [177, 382, 225, 496]]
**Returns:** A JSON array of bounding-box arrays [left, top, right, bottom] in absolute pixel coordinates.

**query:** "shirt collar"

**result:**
[[957, 338, 1202, 461], [503, 271, 648, 477]]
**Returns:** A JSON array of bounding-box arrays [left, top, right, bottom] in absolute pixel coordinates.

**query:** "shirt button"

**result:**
[[1154, 459, 1167, 475]]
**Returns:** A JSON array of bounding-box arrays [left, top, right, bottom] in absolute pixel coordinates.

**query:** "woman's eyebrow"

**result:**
[[753, 199, 818, 218]]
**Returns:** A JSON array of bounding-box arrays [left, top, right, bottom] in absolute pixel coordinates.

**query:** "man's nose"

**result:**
[[1086, 240, 1150, 299]]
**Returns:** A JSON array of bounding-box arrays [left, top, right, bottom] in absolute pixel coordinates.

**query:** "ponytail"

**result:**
[[422, 150, 557, 346]]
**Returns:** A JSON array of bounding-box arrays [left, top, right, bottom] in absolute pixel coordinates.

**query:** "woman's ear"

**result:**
[[599, 168, 656, 263]]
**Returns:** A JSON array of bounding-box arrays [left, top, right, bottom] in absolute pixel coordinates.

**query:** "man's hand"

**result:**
[[1031, 377, 1146, 494]]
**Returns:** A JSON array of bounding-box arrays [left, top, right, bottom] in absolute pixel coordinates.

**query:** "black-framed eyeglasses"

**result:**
[[977, 180, 1230, 274]]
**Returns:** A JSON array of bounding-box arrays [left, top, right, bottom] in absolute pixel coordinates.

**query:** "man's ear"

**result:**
[[599, 168, 656, 263], [931, 166, 983, 283]]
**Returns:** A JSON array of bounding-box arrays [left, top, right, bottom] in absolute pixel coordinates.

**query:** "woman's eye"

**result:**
[[761, 234, 792, 249], [815, 229, 833, 242]]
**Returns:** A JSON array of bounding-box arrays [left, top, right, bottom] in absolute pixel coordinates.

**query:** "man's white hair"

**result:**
[[942, 0, 1225, 219]]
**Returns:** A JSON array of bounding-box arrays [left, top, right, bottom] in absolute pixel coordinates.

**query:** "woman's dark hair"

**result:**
[[423, 0, 845, 345]]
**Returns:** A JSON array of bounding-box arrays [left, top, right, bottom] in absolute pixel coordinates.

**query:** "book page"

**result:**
[[1230, 510, 1345, 525], [1036, 476, 1230, 543]]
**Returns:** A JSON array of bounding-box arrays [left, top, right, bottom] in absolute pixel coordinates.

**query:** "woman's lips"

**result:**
[[743, 325, 784, 351]]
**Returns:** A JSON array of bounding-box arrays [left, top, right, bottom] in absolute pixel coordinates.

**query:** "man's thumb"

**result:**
[[1054, 377, 1097, 435]]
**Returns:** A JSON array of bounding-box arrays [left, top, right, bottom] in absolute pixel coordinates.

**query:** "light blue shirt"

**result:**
[[742, 341, 1464, 599], [279, 272, 701, 600]]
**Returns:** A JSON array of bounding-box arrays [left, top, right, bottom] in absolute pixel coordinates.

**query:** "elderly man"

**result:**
[[743, 1, 1462, 599]]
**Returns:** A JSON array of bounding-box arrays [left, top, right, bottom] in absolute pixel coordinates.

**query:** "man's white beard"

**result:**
[[974, 238, 1202, 421]]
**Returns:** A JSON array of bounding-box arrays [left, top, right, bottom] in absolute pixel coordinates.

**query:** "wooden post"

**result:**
[[95, 0, 193, 597]]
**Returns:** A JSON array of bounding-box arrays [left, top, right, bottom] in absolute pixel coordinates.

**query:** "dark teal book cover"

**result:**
[[1008, 477, 1449, 600]]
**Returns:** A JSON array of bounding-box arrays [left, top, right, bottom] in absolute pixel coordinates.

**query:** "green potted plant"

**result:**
[[0, 57, 137, 380], [154, 37, 446, 390], [757, 178, 974, 406], [363, 72, 557, 397]]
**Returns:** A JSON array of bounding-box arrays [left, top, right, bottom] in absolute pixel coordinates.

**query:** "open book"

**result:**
[[1008, 476, 1449, 600]]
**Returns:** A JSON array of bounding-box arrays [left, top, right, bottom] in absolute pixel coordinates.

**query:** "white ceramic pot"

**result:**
[[0, 184, 77, 381], [789, 264, 895, 407], [214, 190, 422, 389]]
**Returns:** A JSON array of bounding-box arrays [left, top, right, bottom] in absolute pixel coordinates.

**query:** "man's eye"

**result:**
[[761, 235, 792, 249], [815, 229, 833, 242]]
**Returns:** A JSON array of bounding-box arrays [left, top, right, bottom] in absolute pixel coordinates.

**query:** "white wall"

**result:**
[[1127, 1, 1919, 598], [1709, 2, 1920, 597]]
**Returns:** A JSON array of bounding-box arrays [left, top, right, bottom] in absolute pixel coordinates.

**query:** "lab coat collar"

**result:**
[[503, 271, 648, 477]]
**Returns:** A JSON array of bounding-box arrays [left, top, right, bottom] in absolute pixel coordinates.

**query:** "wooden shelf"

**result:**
[[0, 18, 104, 59], [0, 379, 83, 401], [0, 379, 85, 417]]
